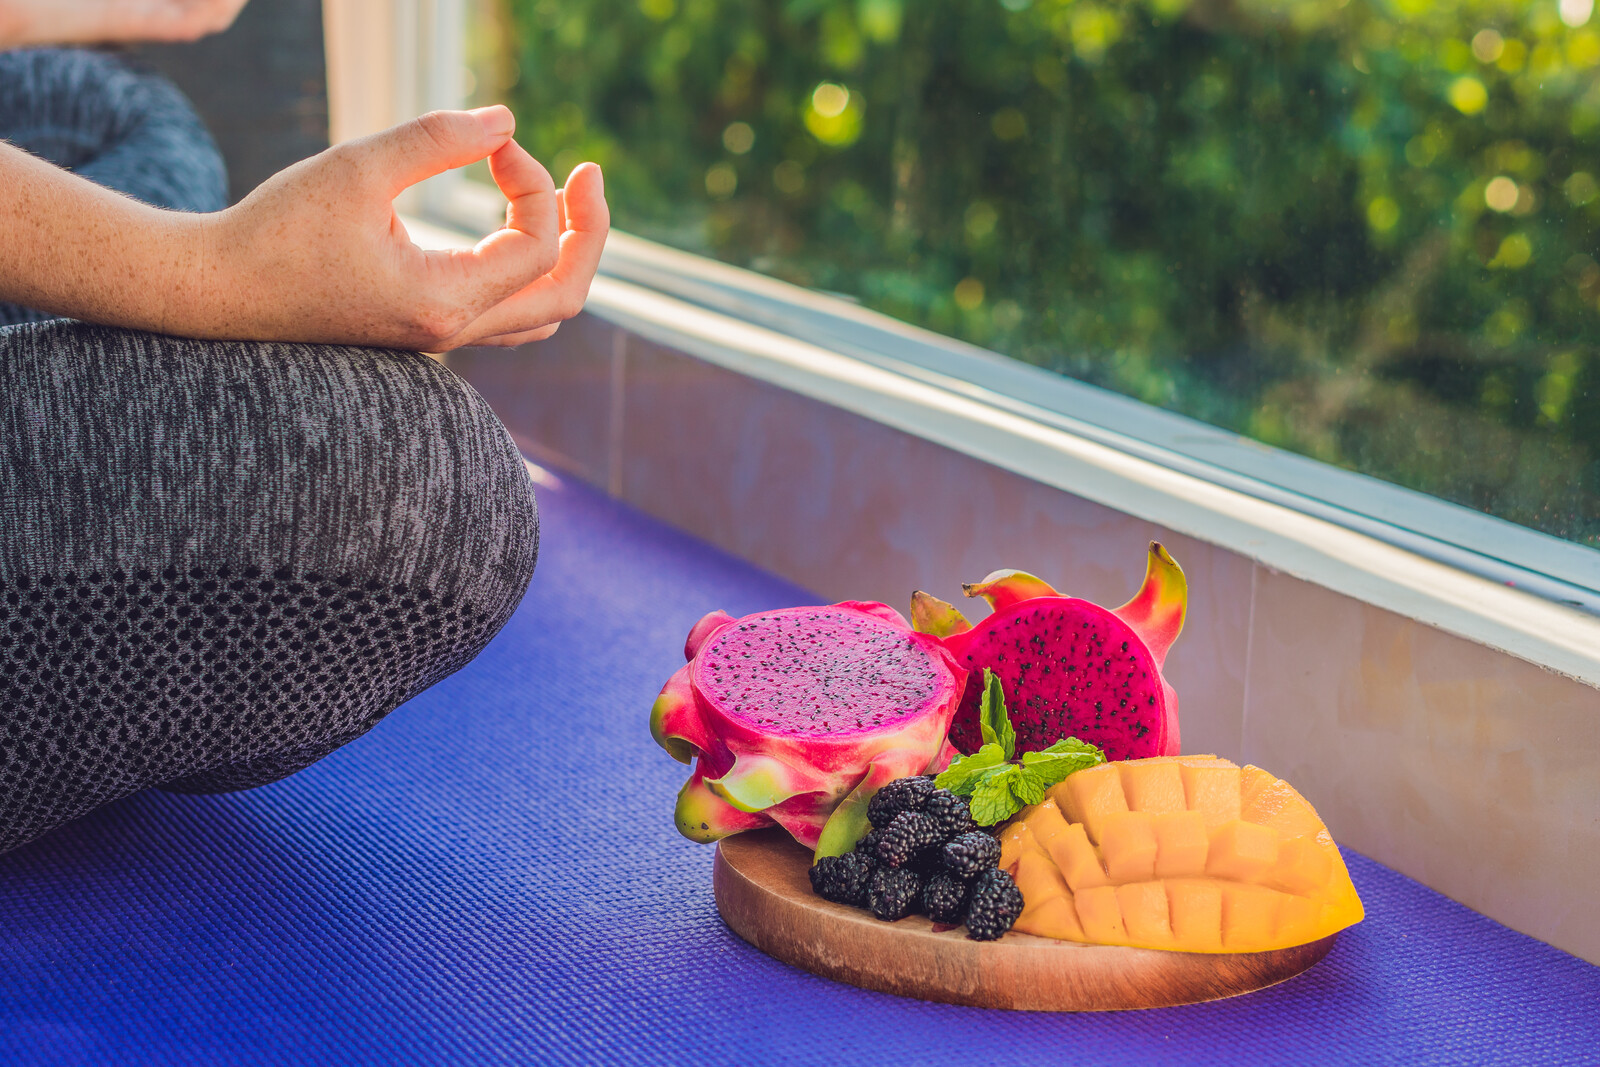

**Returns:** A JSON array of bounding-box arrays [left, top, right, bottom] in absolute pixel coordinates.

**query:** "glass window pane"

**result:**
[[472, 0, 1600, 550]]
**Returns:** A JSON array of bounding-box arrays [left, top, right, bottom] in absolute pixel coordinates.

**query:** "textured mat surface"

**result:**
[[0, 474, 1596, 1066]]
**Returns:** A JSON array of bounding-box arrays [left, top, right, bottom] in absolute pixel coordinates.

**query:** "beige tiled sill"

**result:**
[[410, 199, 1598, 964]]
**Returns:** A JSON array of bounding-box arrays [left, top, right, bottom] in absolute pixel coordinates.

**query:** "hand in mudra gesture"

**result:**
[[0, 106, 610, 349], [215, 106, 610, 350]]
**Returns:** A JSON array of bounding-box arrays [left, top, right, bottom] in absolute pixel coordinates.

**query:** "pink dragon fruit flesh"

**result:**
[[911, 542, 1187, 761], [650, 602, 967, 858]]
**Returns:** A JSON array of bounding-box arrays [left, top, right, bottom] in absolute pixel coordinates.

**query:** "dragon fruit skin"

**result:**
[[911, 542, 1187, 761], [650, 601, 966, 857]]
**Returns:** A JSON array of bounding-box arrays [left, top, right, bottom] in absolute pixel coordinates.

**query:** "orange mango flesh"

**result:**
[[1005, 756, 1363, 953]]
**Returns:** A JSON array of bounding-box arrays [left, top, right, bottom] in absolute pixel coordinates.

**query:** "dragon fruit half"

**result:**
[[650, 602, 967, 857], [911, 542, 1187, 761]]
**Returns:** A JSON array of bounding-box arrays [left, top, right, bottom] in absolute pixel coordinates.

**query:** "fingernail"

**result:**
[[574, 161, 603, 192], [470, 105, 514, 138]]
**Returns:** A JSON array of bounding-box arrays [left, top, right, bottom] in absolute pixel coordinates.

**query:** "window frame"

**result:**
[[349, 3, 1600, 687]]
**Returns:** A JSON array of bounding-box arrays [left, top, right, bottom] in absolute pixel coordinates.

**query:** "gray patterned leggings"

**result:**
[[0, 51, 538, 852]]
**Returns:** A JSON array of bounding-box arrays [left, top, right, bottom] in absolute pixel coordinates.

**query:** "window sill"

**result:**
[[406, 216, 1600, 689]]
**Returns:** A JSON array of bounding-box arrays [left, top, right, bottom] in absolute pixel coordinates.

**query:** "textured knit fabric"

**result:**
[[0, 47, 227, 325], [0, 321, 538, 852]]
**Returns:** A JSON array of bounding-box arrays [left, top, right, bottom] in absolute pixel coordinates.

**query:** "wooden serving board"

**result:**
[[713, 829, 1336, 1012]]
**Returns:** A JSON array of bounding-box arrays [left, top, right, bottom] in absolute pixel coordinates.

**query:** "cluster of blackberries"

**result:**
[[808, 775, 1024, 941]]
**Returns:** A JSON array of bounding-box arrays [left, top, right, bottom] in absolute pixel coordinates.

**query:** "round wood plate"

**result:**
[[714, 829, 1337, 1012]]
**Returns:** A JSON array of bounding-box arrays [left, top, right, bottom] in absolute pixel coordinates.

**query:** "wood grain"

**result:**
[[714, 829, 1336, 1011]]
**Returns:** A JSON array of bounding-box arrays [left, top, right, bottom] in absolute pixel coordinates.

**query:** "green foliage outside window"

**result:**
[[478, 0, 1600, 547]]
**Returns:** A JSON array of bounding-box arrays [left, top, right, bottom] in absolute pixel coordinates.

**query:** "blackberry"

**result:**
[[867, 775, 936, 828], [909, 843, 946, 876], [922, 872, 969, 925], [922, 789, 977, 838], [808, 851, 874, 906], [964, 868, 1024, 941], [942, 831, 1003, 880], [867, 866, 922, 921], [853, 827, 886, 861], [875, 811, 943, 868]]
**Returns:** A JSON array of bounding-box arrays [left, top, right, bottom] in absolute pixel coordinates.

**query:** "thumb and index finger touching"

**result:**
[[449, 161, 608, 345], [353, 105, 609, 338], [461, 162, 609, 346]]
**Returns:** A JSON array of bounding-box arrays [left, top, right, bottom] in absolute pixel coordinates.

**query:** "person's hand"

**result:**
[[196, 106, 609, 350], [0, 0, 249, 47]]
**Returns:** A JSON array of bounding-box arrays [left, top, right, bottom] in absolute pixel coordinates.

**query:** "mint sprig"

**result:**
[[935, 670, 1105, 825], [977, 669, 1016, 761]]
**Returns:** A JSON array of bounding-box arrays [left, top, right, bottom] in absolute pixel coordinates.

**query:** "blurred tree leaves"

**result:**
[[490, 0, 1600, 546]]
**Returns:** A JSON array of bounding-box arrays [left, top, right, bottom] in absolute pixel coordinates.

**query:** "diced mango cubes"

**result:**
[[1206, 819, 1279, 882], [1151, 810, 1208, 877], [1006, 756, 1363, 953], [1055, 763, 1129, 845], [1119, 760, 1187, 814], [1099, 811, 1158, 882]]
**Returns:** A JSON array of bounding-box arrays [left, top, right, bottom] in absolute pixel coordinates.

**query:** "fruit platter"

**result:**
[[649, 544, 1364, 1010]]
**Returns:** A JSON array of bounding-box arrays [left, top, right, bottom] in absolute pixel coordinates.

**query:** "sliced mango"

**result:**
[[1051, 762, 1128, 845], [1003, 758, 1363, 953], [1014, 894, 1087, 941], [1151, 810, 1209, 877], [1014, 845, 1070, 908], [1116, 882, 1174, 948], [997, 820, 1038, 873], [1166, 879, 1224, 952], [1119, 760, 1187, 814], [1027, 800, 1109, 890], [1073, 885, 1128, 943], [1274, 834, 1335, 896], [1025, 797, 1073, 852], [1181, 762, 1243, 829], [1221, 883, 1285, 952], [1099, 811, 1158, 882], [1241, 768, 1326, 839], [1206, 819, 1279, 882]]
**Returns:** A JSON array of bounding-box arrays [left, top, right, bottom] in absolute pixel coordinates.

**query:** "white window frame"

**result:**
[[326, 0, 497, 225], [338, 2, 1600, 687]]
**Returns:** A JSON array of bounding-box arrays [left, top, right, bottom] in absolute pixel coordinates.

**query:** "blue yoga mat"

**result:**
[[1, 473, 1595, 1065]]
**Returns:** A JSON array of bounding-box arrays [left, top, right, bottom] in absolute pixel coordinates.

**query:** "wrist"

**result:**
[[150, 208, 237, 339]]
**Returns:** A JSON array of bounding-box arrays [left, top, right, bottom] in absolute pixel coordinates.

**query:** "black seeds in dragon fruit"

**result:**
[[946, 604, 1170, 760], [698, 610, 948, 736]]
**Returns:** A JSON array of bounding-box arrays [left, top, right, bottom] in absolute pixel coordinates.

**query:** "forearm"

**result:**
[[0, 142, 217, 333], [2, 109, 606, 350]]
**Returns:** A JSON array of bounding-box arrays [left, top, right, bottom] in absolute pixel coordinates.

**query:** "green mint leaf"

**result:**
[[934, 743, 1007, 795], [976, 673, 999, 749], [967, 766, 1023, 825], [1013, 752, 1101, 798], [1036, 737, 1106, 760], [1020, 738, 1106, 790], [937, 730, 1103, 825], [1021, 753, 1103, 790], [978, 669, 1017, 761], [1009, 764, 1049, 806]]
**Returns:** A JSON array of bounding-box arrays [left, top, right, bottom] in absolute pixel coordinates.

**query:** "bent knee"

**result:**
[[262, 340, 541, 630], [0, 325, 538, 842]]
